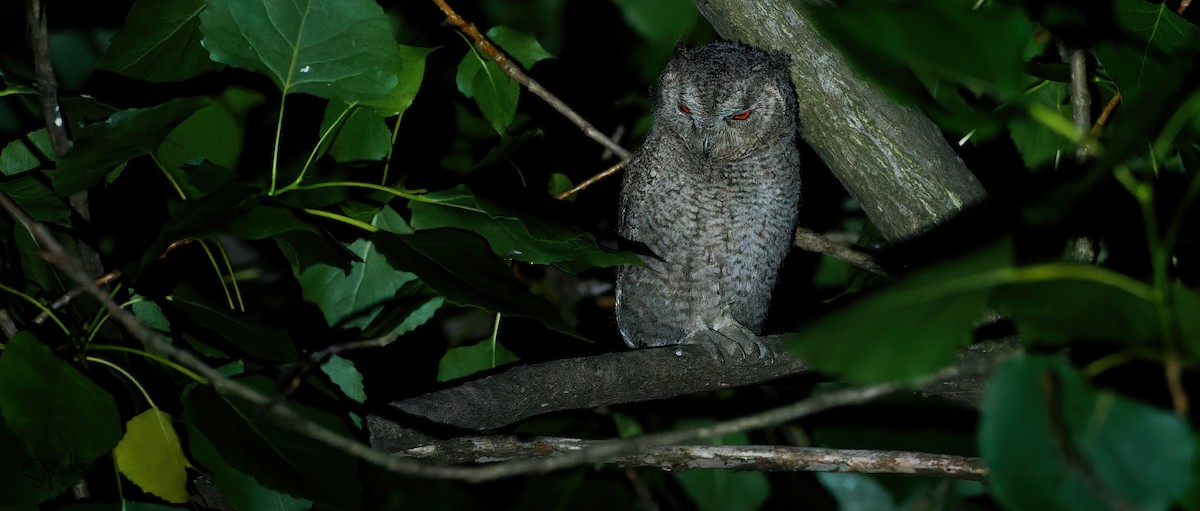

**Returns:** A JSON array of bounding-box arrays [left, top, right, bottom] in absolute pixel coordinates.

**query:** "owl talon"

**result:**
[[676, 328, 774, 362]]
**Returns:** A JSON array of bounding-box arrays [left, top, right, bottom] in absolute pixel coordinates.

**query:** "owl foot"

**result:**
[[675, 325, 775, 362]]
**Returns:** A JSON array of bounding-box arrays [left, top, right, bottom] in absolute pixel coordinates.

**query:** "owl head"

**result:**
[[652, 42, 797, 163]]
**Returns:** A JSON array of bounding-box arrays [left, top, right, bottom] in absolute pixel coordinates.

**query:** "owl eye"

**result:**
[[678, 103, 691, 114], [730, 110, 752, 121]]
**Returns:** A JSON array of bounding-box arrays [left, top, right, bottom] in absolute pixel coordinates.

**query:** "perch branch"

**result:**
[[404, 436, 988, 481], [431, 0, 632, 160], [32, 271, 121, 325]]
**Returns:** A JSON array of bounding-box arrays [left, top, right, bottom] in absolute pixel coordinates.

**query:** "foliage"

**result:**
[[0, 0, 1197, 509]]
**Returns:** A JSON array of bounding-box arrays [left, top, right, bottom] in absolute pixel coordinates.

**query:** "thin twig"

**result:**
[[1093, 94, 1121, 133], [1180, 0, 1191, 15], [405, 436, 989, 481], [32, 271, 121, 325], [0, 309, 17, 337], [793, 227, 889, 277], [431, 0, 632, 161], [554, 161, 624, 200]]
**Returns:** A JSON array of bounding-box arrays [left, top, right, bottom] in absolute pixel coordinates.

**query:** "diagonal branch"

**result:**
[[431, 0, 631, 161]]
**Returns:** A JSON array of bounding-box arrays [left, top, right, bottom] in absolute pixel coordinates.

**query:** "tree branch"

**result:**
[[403, 436, 988, 481], [695, 0, 988, 242], [431, 0, 631, 160], [793, 227, 889, 276]]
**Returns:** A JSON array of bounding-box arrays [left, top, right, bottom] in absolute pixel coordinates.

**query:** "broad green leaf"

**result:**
[[991, 267, 1157, 345], [363, 294, 444, 338], [52, 97, 209, 195], [0, 333, 121, 502], [318, 104, 391, 163], [1009, 82, 1072, 170], [184, 379, 358, 509], [200, 0, 400, 101], [187, 425, 311, 511], [816, 473, 898, 511], [486, 27, 555, 69], [0, 129, 53, 176], [1098, 0, 1200, 105], [610, 0, 701, 44], [168, 287, 298, 361], [0, 175, 70, 223], [113, 409, 190, 504], [157, 88, 265, 173], [437, 338, 520, 382], [130, 297, 171, 334], [457, 47, 518, 135], [456, 27, 554, 134], [409, 185, 640, 268], [980, 355, 1195, 511], [810, 0, 1031, 104], [299, 207, 419, 329], [473, 129, 543, 170], [548, 173, 573, 200], [369, 228, 577, 336], [360, 45, 436, 118], [0, 417, 37, 505], [783, 241, 1009, 383], [98, 0, 223, 82], [321, 355, 366, 403], [672, 425, 769, 511]]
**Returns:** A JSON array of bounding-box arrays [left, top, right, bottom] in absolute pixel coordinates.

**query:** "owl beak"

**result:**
[[692, 130, 715, 158]]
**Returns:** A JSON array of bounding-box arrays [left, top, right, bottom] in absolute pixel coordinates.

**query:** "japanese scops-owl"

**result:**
[[615, 42, 800, 358]]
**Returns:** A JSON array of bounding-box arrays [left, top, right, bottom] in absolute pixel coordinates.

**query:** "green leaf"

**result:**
[[320, 355, 365, 403], [437, 338, 520, 382], [184, 378, 358, 509], [783, 241, 1009, 383], [456, 46, 518, 135], [991, 267, 1158, 345], [130, 297, 171, 334], [486, 27, 555, 69], [816, 473, 898, 511], [187, 426, 312, 511], [168, 287, 298, 361], [0, 415, 37, 505], [1008, 82, 1072, 170], [980, 355, 1195, 511], [610, 0, 701, 44], [113, 409, 190, 504], [52, 97, 209, 195], [0, 129, 53, 176], [1100, 0, 1200, 104], [672, 426, 769, 511], [364, 294, 444, 338], [409, 185, 640, 268], [360, 45, 437, 118], [548, 173, 574, 200], [156, 88, 265, 173], [0, 333, 121, 501], [369, 228, 577, 336], [199, 0, 401, 101], [473, 129, 542, 170], [319, 105, 391, 163], [97, 0, 223, 82], [0, 175, 70, 223], [298, 207, 419, 329]]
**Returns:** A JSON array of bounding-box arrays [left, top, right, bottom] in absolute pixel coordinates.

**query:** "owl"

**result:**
[[615, 42, 801, 359]]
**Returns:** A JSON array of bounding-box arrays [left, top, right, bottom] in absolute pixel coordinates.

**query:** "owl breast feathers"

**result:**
[[615, 42, 801, 358]]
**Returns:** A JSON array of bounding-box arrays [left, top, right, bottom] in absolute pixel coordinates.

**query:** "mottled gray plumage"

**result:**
[[616, 42, 801, 358]]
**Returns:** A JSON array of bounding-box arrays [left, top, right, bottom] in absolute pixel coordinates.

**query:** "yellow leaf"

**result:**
[[113, 409, 191, 503]]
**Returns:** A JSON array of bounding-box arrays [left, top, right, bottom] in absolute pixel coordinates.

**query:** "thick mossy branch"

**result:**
[[694, 0, 988, 241]]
